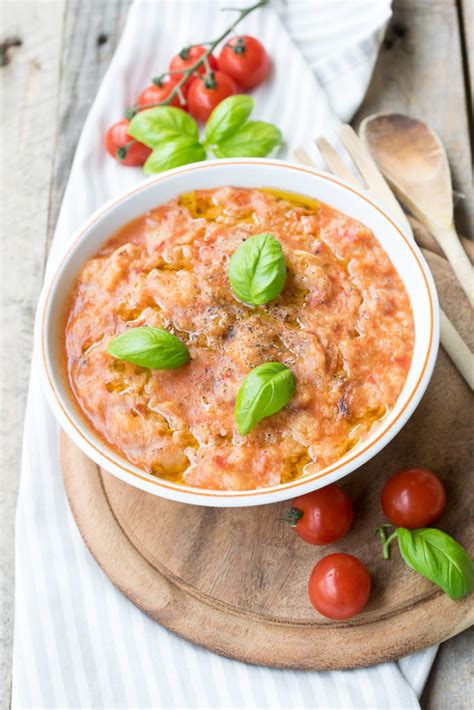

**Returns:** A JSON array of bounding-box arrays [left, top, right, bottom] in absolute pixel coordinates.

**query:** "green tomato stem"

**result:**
[[203, 55, 213, 78], [125, 0, 268, 114], [374, 524, 398, 560], [383, 531, 399, 560]]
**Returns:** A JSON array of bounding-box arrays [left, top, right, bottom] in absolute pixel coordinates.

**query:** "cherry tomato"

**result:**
[[218, 35, 270, 89], [169, 45, 218, 88], [308, 553, 371, 620], [187, 71, 239, 122], [104, 119, 151, 167], [288, 485, 353, 545], [381, 467, 446, 529], [137, 79, 186, 110]]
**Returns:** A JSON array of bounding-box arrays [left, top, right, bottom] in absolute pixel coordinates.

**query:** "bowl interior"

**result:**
[[40, 159, 438, 506]]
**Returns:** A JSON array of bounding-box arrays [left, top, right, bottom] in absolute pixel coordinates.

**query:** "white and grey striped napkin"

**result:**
[[13, 1, 439, 708]]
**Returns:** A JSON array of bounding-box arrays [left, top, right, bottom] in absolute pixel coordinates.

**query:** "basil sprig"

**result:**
[[376, 525, 474, 600], [229, 232, 287, 305], [397, 527, 474, 600], [127, 95, 282, 174], [107, 326, 190, 369], [235, 362, 296, 435]]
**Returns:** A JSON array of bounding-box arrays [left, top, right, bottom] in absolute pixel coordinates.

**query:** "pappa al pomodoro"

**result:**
[[65, 187, 414, 491]]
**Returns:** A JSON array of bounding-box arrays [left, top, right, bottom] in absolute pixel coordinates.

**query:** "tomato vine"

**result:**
[[125, 0, 269, 119]]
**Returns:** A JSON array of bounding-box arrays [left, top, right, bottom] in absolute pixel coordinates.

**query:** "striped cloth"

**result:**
[[13, 1, 438, 707]]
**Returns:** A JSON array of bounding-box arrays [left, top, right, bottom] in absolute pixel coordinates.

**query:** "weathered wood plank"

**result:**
[[356, 2, 473, 704], [46, 0, 132, 251], [0, 3, 65, 708], [354, 0, 473, 238], [459, 0, 473, 108], [421, 626, 474, 709], [0, 1, 131, 707]]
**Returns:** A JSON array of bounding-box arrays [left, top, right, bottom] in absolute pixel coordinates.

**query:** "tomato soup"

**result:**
[[65, 187, 414, 490]]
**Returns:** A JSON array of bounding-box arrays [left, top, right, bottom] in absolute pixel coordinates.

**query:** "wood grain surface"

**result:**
[[354, 0, 474, 238], [61, 249, 474, 671], [1, 0, 473, 706], [1, 3, 66, 704]]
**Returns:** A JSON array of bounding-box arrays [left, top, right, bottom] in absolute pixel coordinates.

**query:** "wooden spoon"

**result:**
[[360, 113, 474, 307]]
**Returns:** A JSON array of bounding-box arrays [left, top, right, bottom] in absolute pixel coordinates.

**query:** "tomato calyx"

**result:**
[[115, 140, 137, 160], [374, 524, 399, 560], [178, 43, 211, 60], [125, 106, 138, 120], [228, 37, 246, 55], [116, 145, 127, 160], [203, 71, 217, 89], [283, 507, 304, 526]]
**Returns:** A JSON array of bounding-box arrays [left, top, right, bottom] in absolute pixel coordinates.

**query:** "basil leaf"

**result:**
[[128, 106, 199, 148], [235, 362, 296, 435], [204, 95, 254, 146], [229, 232, 287, 305], [143, 138, 206, 174], [212, 121, 282, 158], [397, 527, 474, 600], [107, 327, 190, 369]]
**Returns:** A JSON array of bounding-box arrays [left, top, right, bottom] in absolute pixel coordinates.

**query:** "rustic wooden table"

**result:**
[[1, 1, 473, 708]]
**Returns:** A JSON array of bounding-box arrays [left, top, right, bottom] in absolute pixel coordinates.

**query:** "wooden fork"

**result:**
[[291, 131, 474, 390]]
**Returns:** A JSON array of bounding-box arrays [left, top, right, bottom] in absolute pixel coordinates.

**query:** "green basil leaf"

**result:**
[[204, 95, 254, 146], [143, 138, 206, 174], [235, 362, 296, 435], [229, 232, 287, 305], [212, 121, 282, 158], [397, 527, 474, 600], [107, 327, 190, 369], [128, 106, 199, 148]]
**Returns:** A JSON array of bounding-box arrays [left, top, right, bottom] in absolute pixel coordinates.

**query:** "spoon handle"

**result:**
[[409, 217, 474, 263], [427, 223, 474, 308]]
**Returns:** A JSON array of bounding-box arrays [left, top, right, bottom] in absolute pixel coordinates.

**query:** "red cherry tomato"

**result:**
[[137, 80, 186, 110], [218, 35, 270, 89], [187, 71, 239, 122], [289, 485, 353, 545], [381, 467, 446, 529], [169, 45, 218, 88], [104, 119, 151, 167], [308, 553, 371, 620]]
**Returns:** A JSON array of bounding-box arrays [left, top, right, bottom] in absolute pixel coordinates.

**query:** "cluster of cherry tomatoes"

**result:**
[[287, 467, 446, 620], [105, 36, 270, 167]]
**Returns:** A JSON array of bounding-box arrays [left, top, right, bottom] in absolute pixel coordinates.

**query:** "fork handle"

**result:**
[[427, 223, 474, 308], [440, 310, 474, 389]]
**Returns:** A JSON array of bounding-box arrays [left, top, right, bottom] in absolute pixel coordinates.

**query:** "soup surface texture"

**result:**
[[65, 187, 414, 490]]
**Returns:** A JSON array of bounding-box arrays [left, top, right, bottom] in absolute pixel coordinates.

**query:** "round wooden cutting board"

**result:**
[[61, 250, 473, 670]]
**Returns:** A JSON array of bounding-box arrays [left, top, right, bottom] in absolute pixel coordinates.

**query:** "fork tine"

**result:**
[[336, 125, 383, 189], [292, 147, 316, 167], [314, 137, 360, 188], [337, 125, 413, 234]]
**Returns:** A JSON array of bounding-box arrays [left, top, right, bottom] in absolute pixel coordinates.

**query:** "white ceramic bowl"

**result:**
[[36, 158, 439, 507]]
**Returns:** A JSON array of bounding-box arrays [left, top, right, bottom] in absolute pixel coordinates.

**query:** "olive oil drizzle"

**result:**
[[77, 188, 393, 486]]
